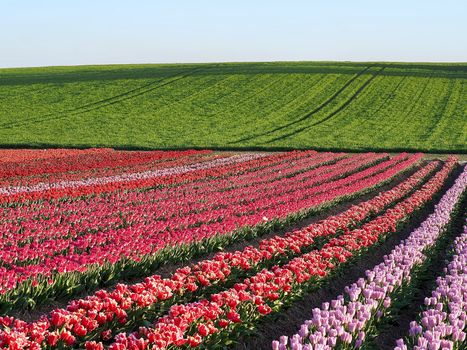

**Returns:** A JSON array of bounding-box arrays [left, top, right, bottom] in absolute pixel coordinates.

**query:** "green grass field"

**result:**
[[0, 61, 465, 152]]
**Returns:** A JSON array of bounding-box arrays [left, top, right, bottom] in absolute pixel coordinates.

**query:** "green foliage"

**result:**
[[0, 61, 465, 152]]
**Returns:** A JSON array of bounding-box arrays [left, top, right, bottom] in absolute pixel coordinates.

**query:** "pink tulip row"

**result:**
[[102, 158, 456, 350], [0, 152, 393, 292], [0, 155, 443, 349], [397, 221, 467, 350], [273, 160, 464, 350]]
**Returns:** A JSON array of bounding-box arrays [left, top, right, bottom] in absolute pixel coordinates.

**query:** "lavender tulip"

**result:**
[[400, 222, 466, 350], [272, 166, 466, 349]]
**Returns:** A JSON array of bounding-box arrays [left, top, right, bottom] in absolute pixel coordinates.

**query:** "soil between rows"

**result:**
[[12, 161, 424, 323]]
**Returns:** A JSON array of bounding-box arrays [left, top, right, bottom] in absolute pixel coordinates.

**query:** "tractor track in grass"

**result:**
[[379, 74, 435, 141], [264, 66, 387, 144], [228, 65, 375, 145], [421, 78, 456, 141], [234, 161, 461, 350], [324, 75, 408, 146], [217, 74, 326, 119], [10, 161, 422, 323], [0, 67, 206, 130], [345, 75, 409, 136]]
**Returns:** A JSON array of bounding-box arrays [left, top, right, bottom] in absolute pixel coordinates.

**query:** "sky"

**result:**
[[1, 0, 466, 68]]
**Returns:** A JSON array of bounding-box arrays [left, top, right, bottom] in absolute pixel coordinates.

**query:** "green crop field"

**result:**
[[0, 61, 466, 152]]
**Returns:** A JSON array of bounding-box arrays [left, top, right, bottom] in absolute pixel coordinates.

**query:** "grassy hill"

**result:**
[[0, 61, 465, 152]]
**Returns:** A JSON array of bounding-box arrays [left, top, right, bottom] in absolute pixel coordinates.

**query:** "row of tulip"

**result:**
[[0, 152, 221, 189], [0, 151, 318, 220], [397, 222, 467, 350], [0, 151, 349, 195], [0, 150, 338, 241], [0, 153, 393, 293], [96, 158, 458, 350], [0, 149, 102, 163], [0, 149, 323, 203], [0, 149, 212, 180], [0, 152, 266, 200], [0, 155, 437, 349], [273, 162, 465, 350], [2, 152, 362, 310], [0, 148, 312, 189]]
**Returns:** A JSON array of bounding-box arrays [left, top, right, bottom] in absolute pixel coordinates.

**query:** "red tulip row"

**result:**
[[0, 153, 400, 292], [0, 148, 105, 163], [0, 147, 311, 190], [0, 153, 266, 204], [0, 151, 222, 188], [0, 149, 212, 180], [104, 157, 456, 350], [0, 154, 434, 349]]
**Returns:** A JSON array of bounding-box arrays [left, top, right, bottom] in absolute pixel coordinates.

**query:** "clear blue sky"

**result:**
[[1, 0, 466, 68]]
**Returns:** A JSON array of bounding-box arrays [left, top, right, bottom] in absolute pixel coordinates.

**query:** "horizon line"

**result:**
[[1, 59, 467, 70]]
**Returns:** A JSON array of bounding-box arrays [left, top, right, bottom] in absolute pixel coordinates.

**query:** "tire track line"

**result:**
[[332, 74, 409, 140], [265, 66, 386, 144], [0, 67, 206, 129], [423, 79, 455, 141], [220, 74, 326, 122], [383, 74, 434, 139], [229, 65, 375, 144]]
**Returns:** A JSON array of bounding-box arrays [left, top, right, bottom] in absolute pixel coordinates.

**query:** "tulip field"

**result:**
[[0, 148, 465, 350]]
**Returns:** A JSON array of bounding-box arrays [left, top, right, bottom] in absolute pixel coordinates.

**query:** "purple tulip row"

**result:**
[[395, 222, 466, 350], [272, 166, 467, 350]]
